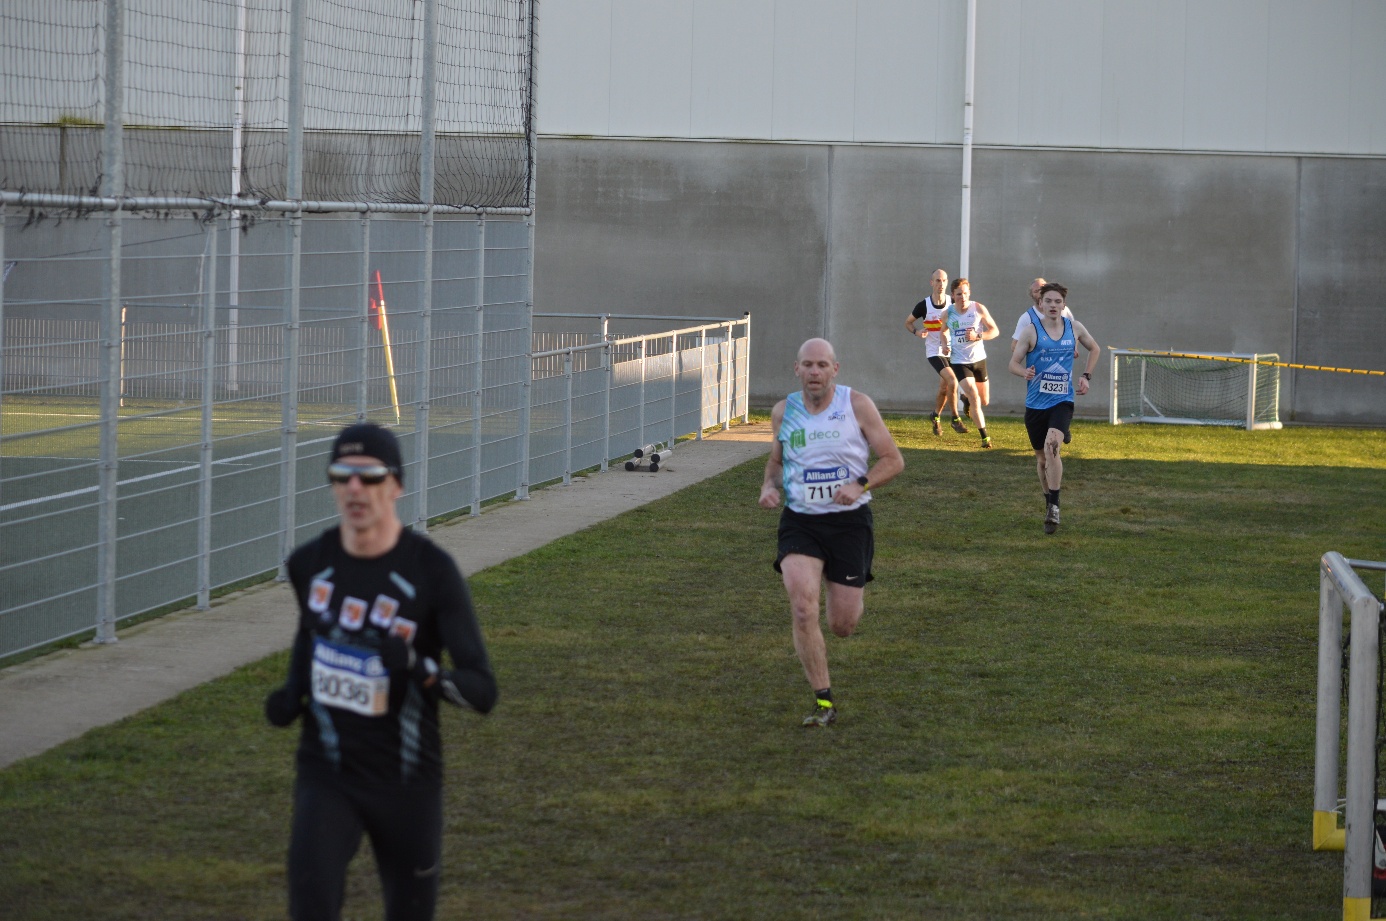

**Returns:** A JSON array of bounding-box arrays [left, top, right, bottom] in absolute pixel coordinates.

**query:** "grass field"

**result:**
[[1, 415, 1383, 919]]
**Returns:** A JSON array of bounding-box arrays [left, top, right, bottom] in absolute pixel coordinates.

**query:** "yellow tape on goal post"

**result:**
[[1116, 349, 1385, 377]]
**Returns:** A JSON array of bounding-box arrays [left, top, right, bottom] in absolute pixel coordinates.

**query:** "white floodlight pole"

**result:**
[[959, 0, 977, 277]]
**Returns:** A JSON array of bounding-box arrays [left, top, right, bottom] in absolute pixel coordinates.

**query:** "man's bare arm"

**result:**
[[1073, 322, 1101, 396], [759, 400, 787, 509], [834, 391, 904, 505], [1009, 325, 1037, 379]]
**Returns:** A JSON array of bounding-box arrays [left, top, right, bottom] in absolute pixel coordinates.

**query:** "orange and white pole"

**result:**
[[374, 270, 401, 424]]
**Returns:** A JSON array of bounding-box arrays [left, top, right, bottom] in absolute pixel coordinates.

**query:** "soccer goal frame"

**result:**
[[1109, 349, 1283, 430], [1314, 553, 1386, 920]]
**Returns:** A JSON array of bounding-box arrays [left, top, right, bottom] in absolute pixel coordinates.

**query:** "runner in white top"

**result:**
[[1011, 277, 1074, 352], [904, 268, 966, 436], [760, 338, 904, 728], [779, 384, 872, 514], [943, 278, 1001, 448]]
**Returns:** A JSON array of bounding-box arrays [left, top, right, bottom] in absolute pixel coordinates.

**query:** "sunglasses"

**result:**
[[327, 462, 395, 486]]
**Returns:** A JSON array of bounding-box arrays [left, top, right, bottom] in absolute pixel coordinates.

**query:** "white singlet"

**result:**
[[779, 385, 871, 515], [1013, 305, 1074, 340], [945, 302, 987, 365], [915, 296, 950, 359]]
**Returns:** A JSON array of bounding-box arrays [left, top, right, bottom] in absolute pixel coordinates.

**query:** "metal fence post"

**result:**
[[197, 220, 218, 610], [471, 216, 486, 515], [95, 0, 126, 643], [279, 212, 303, 575], [414, 210, 434, 530], [741, 312, 751, 422], [413, 0, 437, 531], [563, 350, 573, 485], [638, 338, 647, 450], [358, 213, 371, 420], [697, 327, 706, 439], [1344, 580, 1382, 916], [602, 340, 612, 469], [278, 0, 306, 578], [669, 334, 678, 455], [1252, 351, 1264, 432], [0, 206, 6, 508], [723, 321, 733, 431]]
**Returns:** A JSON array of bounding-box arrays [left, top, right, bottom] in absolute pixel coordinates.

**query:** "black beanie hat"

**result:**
[[330, 423, 404, 484]]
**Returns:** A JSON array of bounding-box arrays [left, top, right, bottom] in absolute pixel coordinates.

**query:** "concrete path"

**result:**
[[0, 423, 772, 769]]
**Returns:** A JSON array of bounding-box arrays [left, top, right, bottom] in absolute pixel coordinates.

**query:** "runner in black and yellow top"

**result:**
[[905, 267, 967, 435], [264, 422, 497, 921]]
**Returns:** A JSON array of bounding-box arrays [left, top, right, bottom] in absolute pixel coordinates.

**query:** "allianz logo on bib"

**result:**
[[313, 640, 385, 677], [804, 466, 849, 483]]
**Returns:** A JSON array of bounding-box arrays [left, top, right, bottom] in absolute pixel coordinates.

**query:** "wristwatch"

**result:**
[[856, 475, 870, 488], [1081, 372, 1092, 380]]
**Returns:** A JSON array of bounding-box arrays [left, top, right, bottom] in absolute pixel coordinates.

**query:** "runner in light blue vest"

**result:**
[[1008, 282, 1101, 534]]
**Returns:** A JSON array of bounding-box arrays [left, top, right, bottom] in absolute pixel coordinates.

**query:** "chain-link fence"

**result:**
[[1, 0, 533, 209], [0, 0, 753, 661], [0, 208, 751, 659]]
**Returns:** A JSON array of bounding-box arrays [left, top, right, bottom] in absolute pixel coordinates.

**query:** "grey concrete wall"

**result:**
[[536, 139, 831, 397], [1293, 158, 1386, 425], [535, 137, 1385, 426]]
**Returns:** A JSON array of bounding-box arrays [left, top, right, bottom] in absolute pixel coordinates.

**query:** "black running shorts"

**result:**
[[927, 355, 952, 376], [1025, 401, 1075, 450], [775, 504, 875, 588], [950, 359, 988, 382]]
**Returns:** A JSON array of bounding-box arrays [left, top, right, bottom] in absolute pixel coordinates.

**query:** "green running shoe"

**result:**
[[802, 701, 837, 727]]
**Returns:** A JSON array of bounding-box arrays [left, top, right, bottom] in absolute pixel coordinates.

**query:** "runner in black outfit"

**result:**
[[264, 422, 497, 921]]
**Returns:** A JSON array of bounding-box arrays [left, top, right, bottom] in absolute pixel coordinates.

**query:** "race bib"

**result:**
[[1038, 373, 1070, 395], [311, 638, 390, 717], [802, 466, 850, 507]]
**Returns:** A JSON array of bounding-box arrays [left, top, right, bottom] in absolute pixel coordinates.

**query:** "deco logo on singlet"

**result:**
[[788, 428, 840, 449]]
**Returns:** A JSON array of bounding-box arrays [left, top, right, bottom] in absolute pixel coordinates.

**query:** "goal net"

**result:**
[[1110, 349, 1282, 430]]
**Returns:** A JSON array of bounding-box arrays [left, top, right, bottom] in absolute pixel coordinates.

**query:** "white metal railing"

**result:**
[[523, 314, 751, 495], [1314, 553, 1386, 919]]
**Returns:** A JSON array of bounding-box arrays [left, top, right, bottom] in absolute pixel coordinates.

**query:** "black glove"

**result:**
[[381, 635, 439, 688], [265, 686, 304, 727]]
